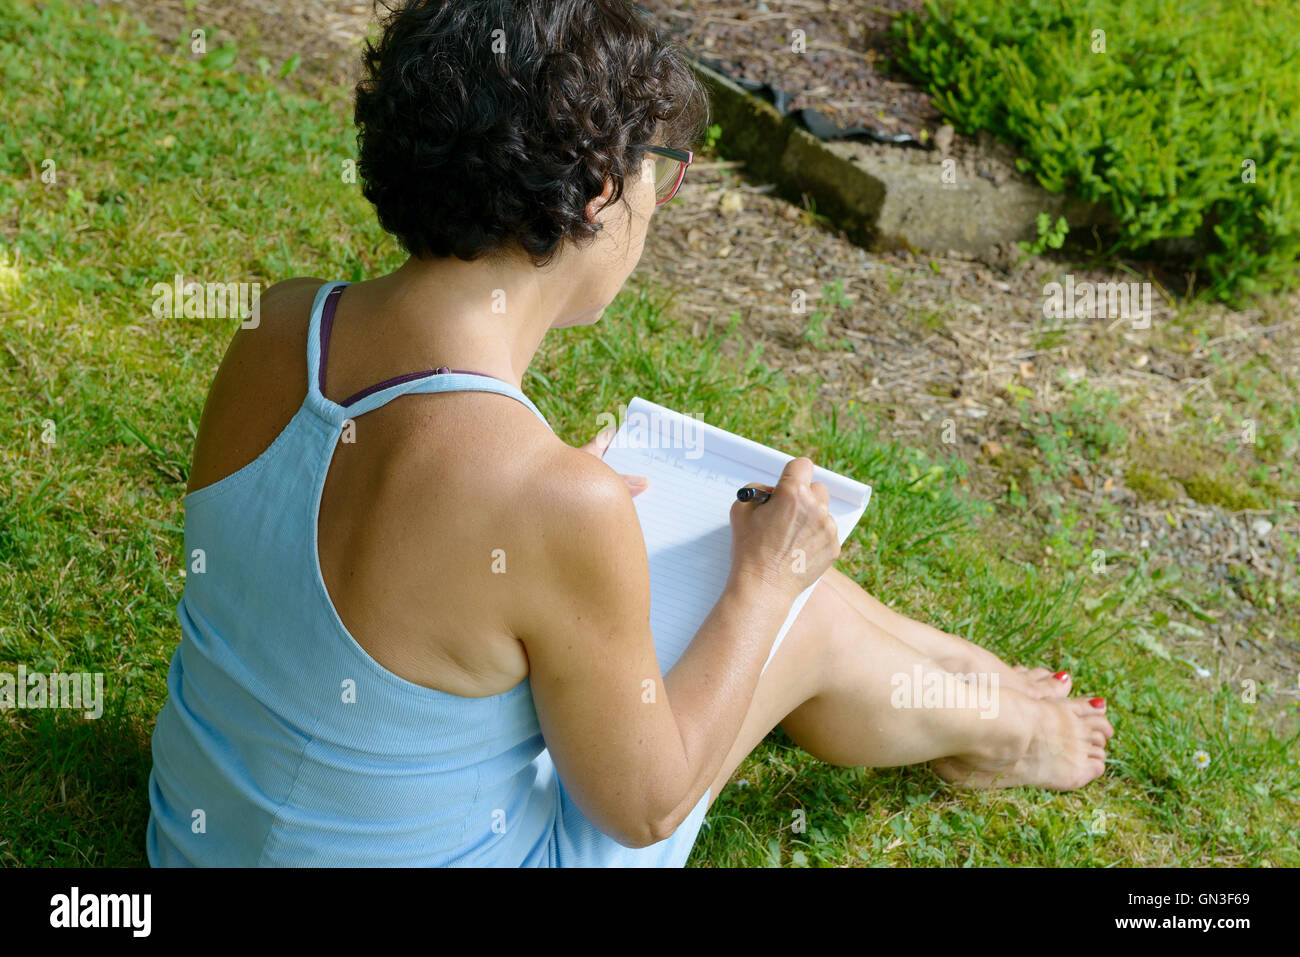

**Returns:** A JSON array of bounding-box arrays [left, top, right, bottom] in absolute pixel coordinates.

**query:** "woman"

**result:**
[[146, 0, 1113, 867]]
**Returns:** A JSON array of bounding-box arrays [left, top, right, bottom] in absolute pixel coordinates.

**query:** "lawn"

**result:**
[[1, 0, 1296, 866]]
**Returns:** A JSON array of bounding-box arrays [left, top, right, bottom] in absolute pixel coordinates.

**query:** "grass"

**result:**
[[1, 0, 1297, 867], [799, 278, 854, 351]]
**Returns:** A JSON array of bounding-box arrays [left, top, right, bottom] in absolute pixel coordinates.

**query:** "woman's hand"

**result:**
[[728, 456, 840, 602], [577, 425, 648, 497]]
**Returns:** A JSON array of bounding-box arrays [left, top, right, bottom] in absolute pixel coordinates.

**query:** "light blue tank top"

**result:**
[[146, 280, 711, 867]]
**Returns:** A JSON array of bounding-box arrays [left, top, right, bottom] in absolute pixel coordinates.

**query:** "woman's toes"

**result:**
[[1071, 697, 1100, 716], [1083, 709, 1115, 740], [1039, 669, 1071, 698], [1011, 667, 1071, 699]]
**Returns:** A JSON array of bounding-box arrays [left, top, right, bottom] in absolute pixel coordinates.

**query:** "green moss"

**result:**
[[1181, 472, 1265, 511], [1125, 465, 1181, 503], [993, 446, 1036, 475], [1127, 432, 1274, 510]]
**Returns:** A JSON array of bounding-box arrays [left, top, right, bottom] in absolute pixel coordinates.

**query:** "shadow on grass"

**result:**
[[2, 695, 154, 867]]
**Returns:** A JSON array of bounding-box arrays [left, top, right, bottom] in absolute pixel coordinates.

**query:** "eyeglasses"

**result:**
[[644, 146, 694, 207]]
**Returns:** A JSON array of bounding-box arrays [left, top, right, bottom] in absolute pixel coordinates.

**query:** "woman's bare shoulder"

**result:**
[[219, 277, 333, 380], [185, 278, 328, 495], [500, 440, 650, 626], [522, 439, 639, 524], [263, 276, 330, 298], [257, 277, 330, 324]]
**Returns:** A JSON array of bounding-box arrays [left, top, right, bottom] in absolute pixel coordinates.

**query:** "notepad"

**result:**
[[600, 397, 872, 676]]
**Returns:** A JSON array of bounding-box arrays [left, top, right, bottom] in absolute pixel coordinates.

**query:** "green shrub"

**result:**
[[892, 0, 1300, 300]]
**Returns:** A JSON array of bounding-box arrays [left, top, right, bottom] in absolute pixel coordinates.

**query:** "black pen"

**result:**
[[736, 486, 772, 504]]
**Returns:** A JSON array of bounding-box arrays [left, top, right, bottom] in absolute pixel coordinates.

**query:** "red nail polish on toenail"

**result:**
[[1054, 671, 1069, 681], [1090, 697, 1105, 708]]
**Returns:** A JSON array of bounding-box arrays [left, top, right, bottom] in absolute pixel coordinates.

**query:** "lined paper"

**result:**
[[601, 397, 872, 675]]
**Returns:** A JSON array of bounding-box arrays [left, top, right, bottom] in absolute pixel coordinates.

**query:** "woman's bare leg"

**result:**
[[702, 573, 1113, 811], [822, 566, 1075, 699]]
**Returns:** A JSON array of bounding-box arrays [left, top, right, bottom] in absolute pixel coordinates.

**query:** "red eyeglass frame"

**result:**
[[644, 145, 695, 206]]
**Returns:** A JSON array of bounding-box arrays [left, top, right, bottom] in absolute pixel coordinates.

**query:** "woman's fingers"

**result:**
[[776, 456, 814, 490], [578, 425, 617, 459], [810, 480, 830, 511]]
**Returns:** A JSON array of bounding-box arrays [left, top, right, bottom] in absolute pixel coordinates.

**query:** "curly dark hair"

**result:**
[[353, 0, 709, 267]]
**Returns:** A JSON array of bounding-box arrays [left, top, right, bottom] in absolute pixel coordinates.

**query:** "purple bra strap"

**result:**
[[318, 284, 497, 408], [318, 286, 343, 394], [338, 367, 496, 408]]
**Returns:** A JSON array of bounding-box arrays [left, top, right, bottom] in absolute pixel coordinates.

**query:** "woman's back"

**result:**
[[146, 280, 711, 866], [148, 280, 558, 865]]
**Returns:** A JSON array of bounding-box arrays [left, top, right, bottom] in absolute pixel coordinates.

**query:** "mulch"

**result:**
[[636, 0, 937, 143]]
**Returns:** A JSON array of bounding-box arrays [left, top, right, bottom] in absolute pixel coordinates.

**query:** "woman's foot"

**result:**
[[931, 692, 1114, 791], [1009, 665, 1073, 699], [941, 657, 1071, 701]]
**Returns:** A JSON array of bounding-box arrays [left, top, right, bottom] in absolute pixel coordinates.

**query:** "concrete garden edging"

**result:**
[[691, 58, 1111, 259]]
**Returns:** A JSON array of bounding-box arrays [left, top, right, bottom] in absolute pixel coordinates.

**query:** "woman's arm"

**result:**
[[511, 447, 837, 847]]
